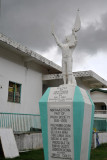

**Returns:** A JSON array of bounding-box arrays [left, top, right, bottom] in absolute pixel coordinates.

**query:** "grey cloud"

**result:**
[[0, 0, 107, 54], [77, 12, 107, 55]]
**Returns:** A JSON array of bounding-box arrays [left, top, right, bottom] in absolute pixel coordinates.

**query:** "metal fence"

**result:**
[[0, 112, 41, 132]]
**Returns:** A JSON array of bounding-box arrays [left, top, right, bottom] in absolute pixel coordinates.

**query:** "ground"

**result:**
[[90, 143, 107, 160], [0, 144, 107, 160]]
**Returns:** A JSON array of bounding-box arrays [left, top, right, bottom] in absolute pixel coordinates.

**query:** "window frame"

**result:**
[[8, 81, 22, 103]]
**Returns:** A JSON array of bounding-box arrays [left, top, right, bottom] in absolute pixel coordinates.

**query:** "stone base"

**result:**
[[39, 85, 94, 160]]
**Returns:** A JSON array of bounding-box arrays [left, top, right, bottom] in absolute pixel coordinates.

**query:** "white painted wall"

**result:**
[[91, 91, 107, 105], [92, 132, 107, 148], [76, 78, 90, 93], [99, 132, 107, 144], [0, 47, 44, 114], [15, 133, 43, 151]]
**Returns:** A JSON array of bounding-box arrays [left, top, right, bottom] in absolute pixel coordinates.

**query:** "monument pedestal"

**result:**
[[39, 85, 94, 160]]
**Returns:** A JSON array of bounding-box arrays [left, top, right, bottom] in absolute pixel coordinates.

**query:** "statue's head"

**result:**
[[64, 33, 77, 46]]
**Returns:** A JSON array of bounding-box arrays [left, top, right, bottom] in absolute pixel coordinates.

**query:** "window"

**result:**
[[8, 81, 21, 103]]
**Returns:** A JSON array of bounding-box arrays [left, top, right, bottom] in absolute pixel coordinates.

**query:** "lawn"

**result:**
[[90, 143, 107, 160], [0, 149, 44, 160], [0, 143, 107, 160]]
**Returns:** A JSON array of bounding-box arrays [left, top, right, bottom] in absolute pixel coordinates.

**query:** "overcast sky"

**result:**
[[0, 0, 107, 80]]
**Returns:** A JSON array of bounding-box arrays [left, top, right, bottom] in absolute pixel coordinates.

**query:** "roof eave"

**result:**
[[0, 33, 62, 73]]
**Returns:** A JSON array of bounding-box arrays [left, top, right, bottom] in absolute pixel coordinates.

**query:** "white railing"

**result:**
[[94, 110, 107, 114]]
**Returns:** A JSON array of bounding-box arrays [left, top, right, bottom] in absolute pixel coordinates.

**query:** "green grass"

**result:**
[[90, 143, 107, 160], [0, 144, 107, 160], [0, 149, 44, 160]]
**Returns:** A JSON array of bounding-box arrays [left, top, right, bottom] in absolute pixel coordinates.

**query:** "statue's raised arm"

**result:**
[[51, 26, 62, 48]]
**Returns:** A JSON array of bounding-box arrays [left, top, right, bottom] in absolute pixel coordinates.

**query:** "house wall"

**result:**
[[15, 132, 43, 151], [0, 46, 47, 115], [76, 77, 90, 92], [92, 132, 107, 148], [91, 91, 107, 103], [43, 77, 91, 94], [91, 91, 107, 108]]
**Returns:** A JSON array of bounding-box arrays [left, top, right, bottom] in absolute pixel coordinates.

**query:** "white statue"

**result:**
[[52, 10, 81, 84]]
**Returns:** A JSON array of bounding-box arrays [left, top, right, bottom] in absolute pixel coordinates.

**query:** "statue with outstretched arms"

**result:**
[[52, 10, 81, 84]]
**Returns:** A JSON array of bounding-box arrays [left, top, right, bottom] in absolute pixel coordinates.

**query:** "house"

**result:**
[[90, 89, 107, 132], [0, 32, 62, 151], [91, 88, 107, 113], [0, 33, 107, 150], [0, 33, 62, 114]]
